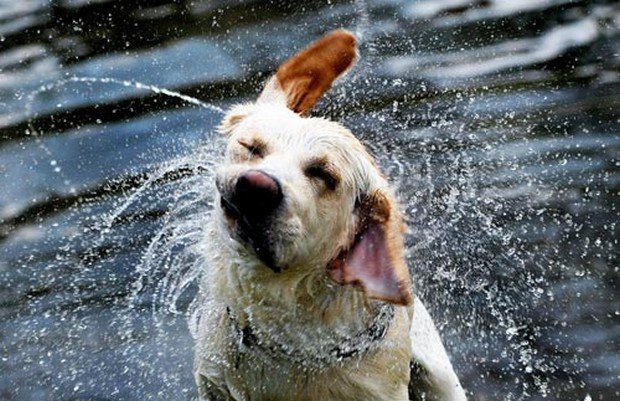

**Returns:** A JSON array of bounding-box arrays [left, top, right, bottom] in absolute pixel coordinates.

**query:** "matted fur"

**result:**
[[195, 30, 467, 401]]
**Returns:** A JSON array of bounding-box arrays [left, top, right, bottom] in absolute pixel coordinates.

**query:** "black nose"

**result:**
[[230, 170, 283, 220]]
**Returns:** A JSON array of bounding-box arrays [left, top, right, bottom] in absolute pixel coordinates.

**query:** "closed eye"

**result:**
[[237, 139, 264, 158], [305, 164, 338, 191]]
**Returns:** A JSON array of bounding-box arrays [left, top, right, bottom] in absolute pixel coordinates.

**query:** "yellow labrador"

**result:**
[[194, 30, 467, 401]]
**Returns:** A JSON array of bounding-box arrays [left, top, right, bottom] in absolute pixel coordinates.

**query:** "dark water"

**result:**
[[1, 1, 618, 400]]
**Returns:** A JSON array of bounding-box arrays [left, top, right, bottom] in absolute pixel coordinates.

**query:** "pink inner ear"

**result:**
[[327, 222, 411, 305]]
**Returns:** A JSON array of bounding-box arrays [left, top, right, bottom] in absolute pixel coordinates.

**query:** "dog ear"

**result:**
[[258, 30, 357, 115], [218, 103, 254, 135], [327, 190, 412, 305]]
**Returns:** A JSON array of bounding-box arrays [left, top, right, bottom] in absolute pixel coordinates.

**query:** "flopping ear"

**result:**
[[258, 29, 357, 114], [327, 190, 413, 305]]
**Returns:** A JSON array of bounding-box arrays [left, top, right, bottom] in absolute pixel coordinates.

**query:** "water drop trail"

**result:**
[[25, 76, 225, 117], [353, 0, 370, 41], [20, 75, 225, 212]]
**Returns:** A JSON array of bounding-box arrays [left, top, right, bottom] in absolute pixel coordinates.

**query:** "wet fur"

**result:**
[[194, 30, 466, 401]]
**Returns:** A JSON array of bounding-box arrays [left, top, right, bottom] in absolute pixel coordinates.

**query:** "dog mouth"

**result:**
[[220, 196, 281, 273], [220, 196, 241, 221]]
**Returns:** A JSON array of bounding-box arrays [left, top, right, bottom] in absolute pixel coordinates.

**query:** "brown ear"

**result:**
[[259, 30, 357, 115], [327, 190, 412, 305]]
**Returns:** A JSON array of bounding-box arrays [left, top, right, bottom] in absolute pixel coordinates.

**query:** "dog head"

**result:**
[[215, 30, 411, 305]]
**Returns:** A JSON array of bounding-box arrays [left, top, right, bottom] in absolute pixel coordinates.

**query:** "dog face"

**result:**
[[216, 103, 374, 270], [214, 31, 412, 305]]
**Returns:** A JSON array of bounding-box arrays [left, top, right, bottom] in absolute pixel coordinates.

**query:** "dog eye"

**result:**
[[305, 165, 338, 190], [238, 140, 263, 158]]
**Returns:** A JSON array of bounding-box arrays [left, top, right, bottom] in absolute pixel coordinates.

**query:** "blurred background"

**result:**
[[0, 1, 618, 400]]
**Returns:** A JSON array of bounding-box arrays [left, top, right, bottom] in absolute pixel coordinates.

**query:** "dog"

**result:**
[[194, 30, 467, 401]]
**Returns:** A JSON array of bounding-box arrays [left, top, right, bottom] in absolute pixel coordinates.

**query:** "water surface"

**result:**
[[0, 1, 618, 400]]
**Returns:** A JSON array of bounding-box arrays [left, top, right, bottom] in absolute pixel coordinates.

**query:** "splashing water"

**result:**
[[6, 1, 616, 400], [25, 74, 565, 401], [25, 76, 224, 120], [120, 89, 563, 401], [19, 75, 224, 346], [21, 75, 225, 203], [353, 0, 370, 41]]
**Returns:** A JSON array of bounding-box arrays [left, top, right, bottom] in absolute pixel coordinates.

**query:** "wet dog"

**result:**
[[194, 30, 467, 401]]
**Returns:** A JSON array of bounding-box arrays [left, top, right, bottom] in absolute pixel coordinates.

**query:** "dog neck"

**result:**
[[213, 252, 395, 368], [225, 301, 394, 368]]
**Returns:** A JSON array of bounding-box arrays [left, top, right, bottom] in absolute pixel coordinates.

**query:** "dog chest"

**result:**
[[195, 307, 412, 401]]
